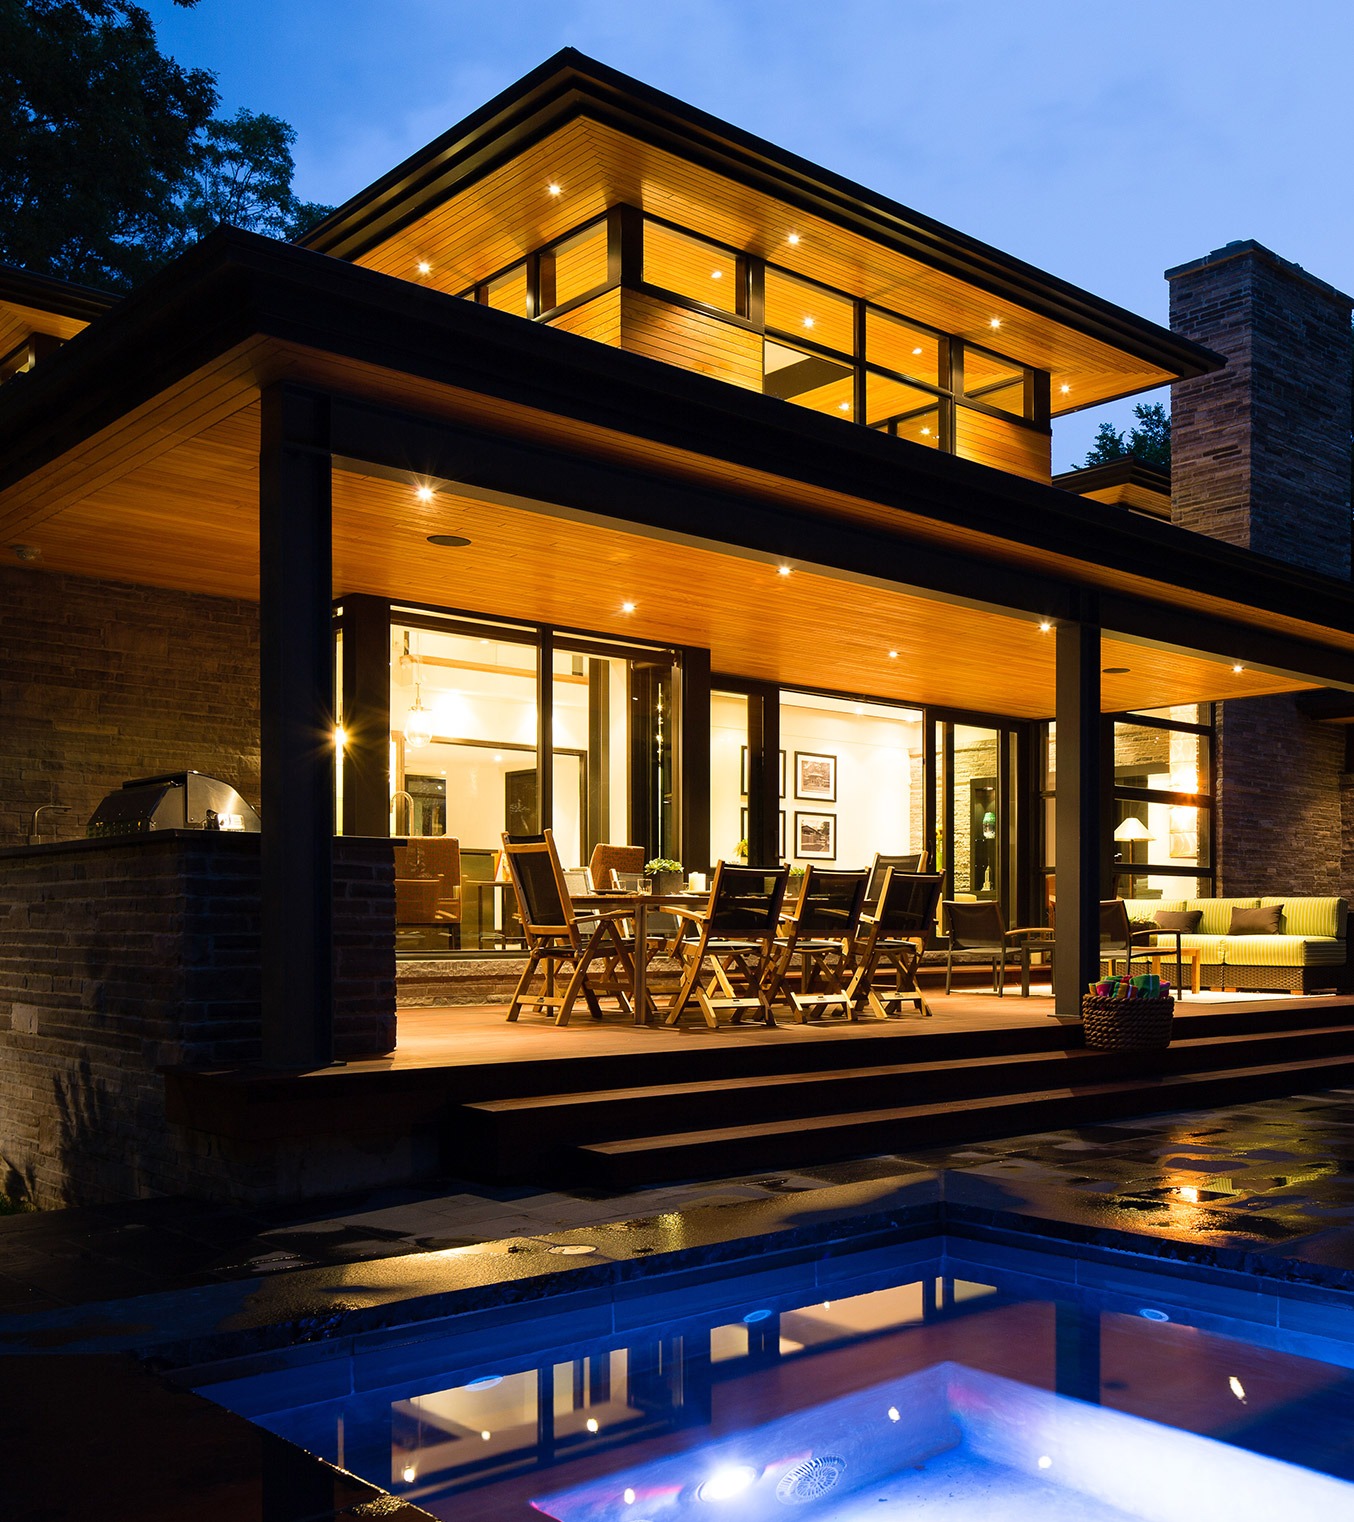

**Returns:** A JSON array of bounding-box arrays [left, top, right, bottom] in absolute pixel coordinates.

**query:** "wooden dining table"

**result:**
[[570, 890, 708, 1025]]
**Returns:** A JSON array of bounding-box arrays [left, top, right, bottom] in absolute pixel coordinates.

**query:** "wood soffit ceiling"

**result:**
[[351, 116, 1181, 417], [6, 395, 1311, 721]]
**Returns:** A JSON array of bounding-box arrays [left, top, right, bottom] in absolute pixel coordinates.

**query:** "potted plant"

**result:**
[[645, 857, 685, 895]]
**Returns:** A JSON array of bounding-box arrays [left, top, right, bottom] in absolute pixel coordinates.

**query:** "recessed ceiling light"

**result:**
[[711, 269, 723, 279], [912, 346, 923, 355], [621, 601, 636, 613], [1039, 620, 1052, 633], [787, 232, 800, 245], [888, 650, 898, 659], [989, 317, 1001, 329], [920, 427, 932, 436], [1059, 383, 1071, 394], [547, 182, 562, 196], [416, 260, 431, 275], [803, 316, 814, 328], [427, 534, 471, 548], [777, 565, 792, 576], [1103, 666, 1130, 675], [1232, 663, 1244, 673], [415, 485, 434, 502], [838, 401, 850, 411]]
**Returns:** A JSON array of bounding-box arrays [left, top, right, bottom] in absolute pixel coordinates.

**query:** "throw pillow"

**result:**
[[1155, 910, 1203, 933], [1228, 904, 1283, 935]]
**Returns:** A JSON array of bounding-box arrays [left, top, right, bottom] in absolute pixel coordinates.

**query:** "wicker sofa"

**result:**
[[1122, 895, 1351, 994]]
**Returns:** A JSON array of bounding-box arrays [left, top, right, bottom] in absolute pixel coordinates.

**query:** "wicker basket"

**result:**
[[1081, 994, 1175, 1051]]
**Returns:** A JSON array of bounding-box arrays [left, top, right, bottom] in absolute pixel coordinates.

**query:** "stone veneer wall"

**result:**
[[1168, 242, 1354, 899], [0, 833, 395, 1207], [0, 564, 260, 847]]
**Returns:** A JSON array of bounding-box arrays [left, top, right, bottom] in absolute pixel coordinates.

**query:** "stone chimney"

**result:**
[[1166, 242, 1354, 902], [1167, 240, 1352, 579]]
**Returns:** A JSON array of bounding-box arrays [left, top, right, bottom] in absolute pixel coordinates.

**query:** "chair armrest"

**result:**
[[665, 908, 707, 928], [1004, 926, 1053, 940]]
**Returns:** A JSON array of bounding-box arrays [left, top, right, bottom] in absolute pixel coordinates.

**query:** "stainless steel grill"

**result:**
[[86, 772, 260, 837]]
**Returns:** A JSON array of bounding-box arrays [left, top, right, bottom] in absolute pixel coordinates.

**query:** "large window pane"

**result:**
[[765, 267, 855, 356], [865, 370, 939, 428], [485, 262, 529, 316], [780, 691, 923, 869], [545, 220, 609, 310], [391, 622, 538, 950], [866, 308, 943, 387], [764, 337, 854, 415], [643, 220, 740, 313], [962, 345, 1028, 417], [711, 691, 749, 866], [552, 647, 630, 870]]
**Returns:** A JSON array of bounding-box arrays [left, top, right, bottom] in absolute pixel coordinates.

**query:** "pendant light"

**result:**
[[405, 646, 434, 750]]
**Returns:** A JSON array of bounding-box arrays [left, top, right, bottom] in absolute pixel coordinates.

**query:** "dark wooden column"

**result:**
[[339, 593, 391, 838], [746, 682, 780, 866], [259, 386, 334, 1068], [1054, 613, 1102, 1016], [678, 646, 712, 874]]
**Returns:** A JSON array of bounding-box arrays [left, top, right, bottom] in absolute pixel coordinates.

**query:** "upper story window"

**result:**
[[642, 219, 746, 316], [540, 219, 609, 312]]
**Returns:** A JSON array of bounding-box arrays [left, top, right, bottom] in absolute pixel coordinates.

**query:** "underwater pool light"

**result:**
[[697, 1464, 759, 1502]]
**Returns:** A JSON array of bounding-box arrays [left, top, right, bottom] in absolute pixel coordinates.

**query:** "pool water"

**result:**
[[197, 1233, 1354, 1521]]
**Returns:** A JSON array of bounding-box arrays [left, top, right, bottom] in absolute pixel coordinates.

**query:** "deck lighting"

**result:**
[[548, 182, 562, 196], [787, 232, 801, 245], [415, 485, 434, 502], [622, 601, 636, 613], [416, 261, 431, 275], [776, 565, 791, 576], [698, 1465, 758, 1502]]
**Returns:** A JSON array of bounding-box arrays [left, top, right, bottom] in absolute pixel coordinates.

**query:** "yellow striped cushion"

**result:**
[[1259, 897, 1346, 939], [1193, 897, 1260, 935]]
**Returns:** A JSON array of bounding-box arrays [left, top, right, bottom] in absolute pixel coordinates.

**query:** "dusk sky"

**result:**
[[143, 0, 1354, 469]]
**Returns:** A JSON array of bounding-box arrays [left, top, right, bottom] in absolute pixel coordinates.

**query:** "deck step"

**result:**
[[452, 1018, 1354, 1180], [573, 1052, 1354, 1186]]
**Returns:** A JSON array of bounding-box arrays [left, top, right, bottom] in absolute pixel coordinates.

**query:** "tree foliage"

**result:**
[[1082, 401, 1172, 470], [0, 1, 332, 291]]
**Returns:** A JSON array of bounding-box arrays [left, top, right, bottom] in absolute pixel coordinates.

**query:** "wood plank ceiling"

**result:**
[[355, 116, 1178, 414], [7, 399, 1307, 720]]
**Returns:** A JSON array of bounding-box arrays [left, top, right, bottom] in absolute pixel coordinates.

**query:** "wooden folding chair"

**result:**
[[664, 863, 790, 1028], [501, 831, 637, 1026], [846, 870, 944, 1019], [764, 865, 870, 1022], [862, 850, 930, 915]]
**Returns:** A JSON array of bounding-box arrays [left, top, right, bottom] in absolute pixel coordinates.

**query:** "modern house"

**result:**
[[1, 52, 1352, 1208]]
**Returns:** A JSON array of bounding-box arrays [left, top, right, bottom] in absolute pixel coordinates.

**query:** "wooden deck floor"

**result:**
[[344, 988, 1347, 1075]]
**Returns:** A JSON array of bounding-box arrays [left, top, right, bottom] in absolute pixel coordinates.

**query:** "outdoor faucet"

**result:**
[[390, 790, 414, 836], [29, 803, 72, 844]]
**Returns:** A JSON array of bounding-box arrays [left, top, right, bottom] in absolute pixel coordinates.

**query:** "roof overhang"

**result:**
[[0, 229, 1347, 718], [300, 49, 1223, 415]]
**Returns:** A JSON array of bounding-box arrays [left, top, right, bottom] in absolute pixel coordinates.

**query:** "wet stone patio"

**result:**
[[4, 1087, 1354, 1315]]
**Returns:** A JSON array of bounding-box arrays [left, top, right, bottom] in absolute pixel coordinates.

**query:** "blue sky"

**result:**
[[144, 0, 1354, 469]]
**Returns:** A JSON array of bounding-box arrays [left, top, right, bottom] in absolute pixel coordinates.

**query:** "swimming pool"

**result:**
[[194, 1229, 1354, 1520]]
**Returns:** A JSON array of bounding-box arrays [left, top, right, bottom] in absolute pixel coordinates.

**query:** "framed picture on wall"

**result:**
[[794, 751, 836, 802], [740, 747, 787, 798], [795, 811, 836, 860]]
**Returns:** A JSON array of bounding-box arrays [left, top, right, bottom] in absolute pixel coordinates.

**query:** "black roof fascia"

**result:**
[[0, 263, 118, 324], [0, 228, 1348, 653], [1053, 459, 1171, 496], [300, 49, 1222, 385]]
